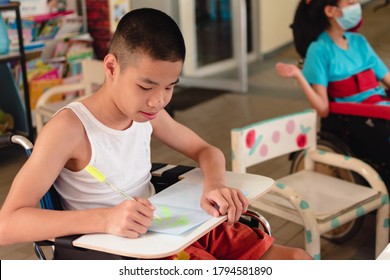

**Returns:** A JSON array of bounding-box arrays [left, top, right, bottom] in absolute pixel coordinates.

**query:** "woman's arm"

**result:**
[[275, 63, 330, 117], [380, 72, 390, 93]]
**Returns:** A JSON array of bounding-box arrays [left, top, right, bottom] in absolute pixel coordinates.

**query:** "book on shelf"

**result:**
[[4, 9, 81, 52], [3, 0, 69, 17]]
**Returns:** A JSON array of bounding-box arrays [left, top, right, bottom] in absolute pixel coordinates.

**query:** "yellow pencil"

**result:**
[[85, 165, 161, 220]]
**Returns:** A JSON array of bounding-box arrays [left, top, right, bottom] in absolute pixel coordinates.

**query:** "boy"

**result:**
[[0, 8, 311, 260]]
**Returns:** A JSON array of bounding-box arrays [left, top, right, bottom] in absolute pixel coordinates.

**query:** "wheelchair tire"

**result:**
[[289, 132, 366, 244]]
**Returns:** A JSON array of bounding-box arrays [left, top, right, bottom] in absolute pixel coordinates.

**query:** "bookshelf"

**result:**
[[0, 2, 34, 141]]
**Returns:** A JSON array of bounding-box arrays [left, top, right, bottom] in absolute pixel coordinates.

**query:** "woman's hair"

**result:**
[[291, 0, 339, 58], [109, 8, 186, 71]]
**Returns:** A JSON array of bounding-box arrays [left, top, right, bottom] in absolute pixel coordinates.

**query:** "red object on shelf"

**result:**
[[27, 10, 75, 23]]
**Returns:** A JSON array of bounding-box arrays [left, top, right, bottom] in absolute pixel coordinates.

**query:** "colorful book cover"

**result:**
[[29, 77, 63, 109]]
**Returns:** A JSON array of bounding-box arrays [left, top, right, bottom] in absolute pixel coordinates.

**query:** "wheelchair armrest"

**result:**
[[308, 149, 388, 194], [33, 240, 55, 260], [240, 209, 272, 236], [0, 134, 33, 154], [329, 102, 390, 120], [35, 235, 134, 260], [151, 165, 195, 193], [0, 134, 13, 149]]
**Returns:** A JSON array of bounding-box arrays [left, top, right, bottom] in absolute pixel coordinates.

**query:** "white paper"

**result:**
[[148, 182, 212, 235]]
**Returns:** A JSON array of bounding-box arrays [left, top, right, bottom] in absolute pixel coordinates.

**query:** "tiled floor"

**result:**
[[0, 1, 389, 260]]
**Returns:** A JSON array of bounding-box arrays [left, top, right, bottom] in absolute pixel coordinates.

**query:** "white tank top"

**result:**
[[54, 102, 154, 210]]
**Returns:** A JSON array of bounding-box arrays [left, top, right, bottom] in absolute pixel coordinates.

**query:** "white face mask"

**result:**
[[336, 3, 362, 30]]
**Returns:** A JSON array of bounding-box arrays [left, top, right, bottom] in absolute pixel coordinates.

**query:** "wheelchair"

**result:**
[[1, 133, 272, 260], [289, 102, 390, 244]]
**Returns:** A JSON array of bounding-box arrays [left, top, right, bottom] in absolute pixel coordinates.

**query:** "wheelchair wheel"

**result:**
[[289, 132, 365, 244]]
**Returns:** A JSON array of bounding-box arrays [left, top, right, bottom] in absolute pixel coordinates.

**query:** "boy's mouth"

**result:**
[[140, 111, 158, 120]]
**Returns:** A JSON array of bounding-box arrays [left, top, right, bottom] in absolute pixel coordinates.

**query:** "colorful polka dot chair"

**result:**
[[231, 109, 389, 260]]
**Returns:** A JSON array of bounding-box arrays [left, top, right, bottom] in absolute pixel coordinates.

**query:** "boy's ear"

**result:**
[[103, 54, 119, 79]]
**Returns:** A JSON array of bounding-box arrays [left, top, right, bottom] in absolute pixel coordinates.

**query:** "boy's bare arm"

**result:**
[[0, 110, 91, 244], [151, 110, 248, 224], [0, 110, 153, 245]]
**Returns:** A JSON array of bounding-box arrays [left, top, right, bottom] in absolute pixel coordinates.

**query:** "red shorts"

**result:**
[[166, 222, 274, 260]]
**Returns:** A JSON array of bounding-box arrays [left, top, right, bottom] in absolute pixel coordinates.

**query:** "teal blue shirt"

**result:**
[[302, 31, 389, 104]]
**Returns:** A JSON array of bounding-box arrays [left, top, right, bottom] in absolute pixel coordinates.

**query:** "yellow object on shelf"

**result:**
[[29, 78, 63, 109]]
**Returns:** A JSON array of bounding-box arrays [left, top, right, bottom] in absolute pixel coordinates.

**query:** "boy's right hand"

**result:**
[[275, 62, 300, 79], [104, 197, 155, 238]]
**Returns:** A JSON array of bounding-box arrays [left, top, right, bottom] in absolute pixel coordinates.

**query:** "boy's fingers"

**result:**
[[133, 196, 155, 210], [229, 192, 244, 222], [202, 193, 227, 218], [203, 203, 220, 218], [237, 191, 249, 213]]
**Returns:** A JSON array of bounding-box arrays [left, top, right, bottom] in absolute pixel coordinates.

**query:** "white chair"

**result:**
[[34, 59, 105, 134], [231, 109, 389, 259]]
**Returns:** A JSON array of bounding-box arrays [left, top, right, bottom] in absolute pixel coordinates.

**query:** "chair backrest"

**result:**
[[81, 59, 105, 95], [35, 59, 105, 108], [231, 109, 317, 173]]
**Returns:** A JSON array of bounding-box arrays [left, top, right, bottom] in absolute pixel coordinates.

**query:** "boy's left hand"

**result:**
[[201, 186, 249, 225]]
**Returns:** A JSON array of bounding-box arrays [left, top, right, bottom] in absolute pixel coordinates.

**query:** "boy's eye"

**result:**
[[139, 85, 152, 90]]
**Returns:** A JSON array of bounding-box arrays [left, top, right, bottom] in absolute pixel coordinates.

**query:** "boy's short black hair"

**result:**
[[109, 8, 186, 70]]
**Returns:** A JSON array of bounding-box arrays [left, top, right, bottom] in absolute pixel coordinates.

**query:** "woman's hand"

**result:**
[[275, 62, 301, 79]]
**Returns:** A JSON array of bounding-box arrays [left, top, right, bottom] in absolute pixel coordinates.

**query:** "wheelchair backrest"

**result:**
[[40, 187, 63, 210]]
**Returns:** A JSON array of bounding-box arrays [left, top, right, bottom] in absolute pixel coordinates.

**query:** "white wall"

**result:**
[[129, 0, 173, 15], [258, 0, 372, 55], [259, 0, 300, 54]]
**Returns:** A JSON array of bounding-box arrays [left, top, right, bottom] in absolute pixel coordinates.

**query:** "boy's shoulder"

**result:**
[[46, 106, 86, 137]]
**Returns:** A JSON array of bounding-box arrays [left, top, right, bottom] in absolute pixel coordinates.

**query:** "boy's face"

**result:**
[[108, 53, 183, 123]]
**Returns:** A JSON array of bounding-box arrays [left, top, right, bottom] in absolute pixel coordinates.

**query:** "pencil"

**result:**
[[85, 165, 161, 220]]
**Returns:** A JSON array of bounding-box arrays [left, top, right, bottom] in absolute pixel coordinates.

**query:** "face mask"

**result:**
[[336, 3, 362, 31]]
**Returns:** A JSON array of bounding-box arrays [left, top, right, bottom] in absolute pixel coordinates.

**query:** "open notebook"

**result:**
[[72, 169, 274, 258], [148, 182, 212, 235]]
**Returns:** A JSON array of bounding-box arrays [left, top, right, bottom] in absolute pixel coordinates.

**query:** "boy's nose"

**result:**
[[148, 91, 165, 108]]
